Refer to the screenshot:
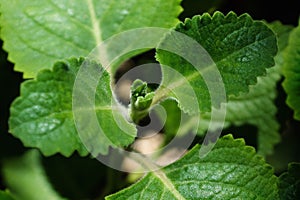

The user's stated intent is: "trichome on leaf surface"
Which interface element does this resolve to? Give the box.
[0,0,299,200]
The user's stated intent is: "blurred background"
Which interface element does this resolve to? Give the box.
[1,0,299,199]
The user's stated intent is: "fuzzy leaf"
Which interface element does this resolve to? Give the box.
[278,163,300,200]
[0,0,182,78]
[199,22,292,155]
[106,134,279,200]
[9,57,136,156]
[158,22,292,156]
[2,150,66,200]
[156,11,277,113]
[283,18,300,121]
[129,79,155,124]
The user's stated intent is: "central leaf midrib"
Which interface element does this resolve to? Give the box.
[86,0,103,45]
[152,170,186,200]
[130,153,186,200]
[14,105,118,126]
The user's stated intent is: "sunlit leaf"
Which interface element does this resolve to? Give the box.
[9,57,136,156]
[106,134,279,200]
[0,0,182,78]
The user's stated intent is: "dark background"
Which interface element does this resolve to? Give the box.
[0,0,299,199]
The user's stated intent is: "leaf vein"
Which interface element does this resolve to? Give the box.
[47,0,94,34]
[86,0,102,45]
[23,11,90,53]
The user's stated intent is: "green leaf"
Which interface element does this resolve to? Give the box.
[9,57,136,156]
[155,11,277,113]
[200,22,293,155]
[129,79,155,124]
[157,21,292,156]
[270,21,294,51]
[0,190,15,200]
[157,99,181,139]
[156,98,197,144]
[278,163,300,200]
[106,134,279,200]
[283,18,300,121]
[0,0,182,78]
[199,65,281,156]
[1,150,66,200]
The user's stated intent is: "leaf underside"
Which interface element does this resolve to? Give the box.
[0,0,182,78]
[106,134,279,200]
[9,57,136,156]
[156,11,277,114]
[278,163,300,200]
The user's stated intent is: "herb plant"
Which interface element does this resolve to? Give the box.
[0,0,299,200]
